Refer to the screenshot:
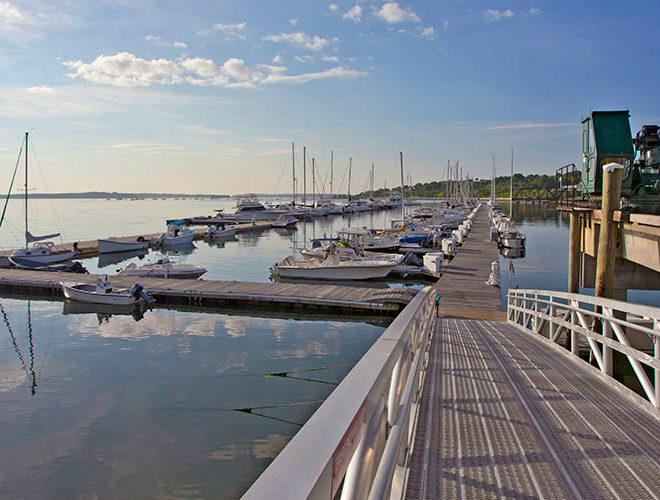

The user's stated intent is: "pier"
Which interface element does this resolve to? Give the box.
[243,204,660,500]
[0,268,417,315]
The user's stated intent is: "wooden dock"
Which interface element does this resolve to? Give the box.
[434,205,504,320]
[0,268,418,315]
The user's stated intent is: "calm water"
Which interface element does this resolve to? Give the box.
[0,198,655,498]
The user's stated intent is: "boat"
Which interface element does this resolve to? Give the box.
[270,254,397,280]
[152,221,197,247]
[204,223,238,239]
[231,194,286,221]
[61,276,153,305]
[6,133,76,264]
[9,256,88,273]
[117,257,207,279]
[337,228,400,253]
[301,238,405,264]
[272,214,299,229]
[98,237,149,254]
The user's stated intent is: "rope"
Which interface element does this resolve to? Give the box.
[0,140,23,230]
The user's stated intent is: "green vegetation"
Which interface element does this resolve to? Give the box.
[357,173,557,200]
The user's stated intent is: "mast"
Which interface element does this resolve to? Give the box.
[400,152,405,219]
[24,132,28,247]
[291,142,295,206]
[303,146,307,207]
[371,163,374,199]
[312,158,315,208]
[330,151,334,201]
[510,147,514,217]
[348,157,352,202]
[491,154,495,203]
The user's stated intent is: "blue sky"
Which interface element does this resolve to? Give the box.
[0,0,658,194]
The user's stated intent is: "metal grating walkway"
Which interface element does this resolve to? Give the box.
[404,318,660,500]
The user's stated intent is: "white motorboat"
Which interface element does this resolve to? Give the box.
[499,230,526,249]
[272,214,298,229]
[232,194,287,221]
[118,257,207,279]
[205,224,238,239]
[61,277,153,305]
[98,237,149,254]
[337,228,400,253]
[301,238,405,264]
[271,254,397,280]
[152,222,197,247]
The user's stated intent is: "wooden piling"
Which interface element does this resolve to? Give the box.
[595,165,624,298]
[568,211,581,293]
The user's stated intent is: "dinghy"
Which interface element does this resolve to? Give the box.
[61,276,153,305]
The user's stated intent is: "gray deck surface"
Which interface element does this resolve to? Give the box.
[434,205,504,321]
[405,318,660,500]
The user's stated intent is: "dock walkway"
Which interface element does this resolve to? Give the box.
[435,204,503,320]
[0,268,417,315]
[404,318,660,499]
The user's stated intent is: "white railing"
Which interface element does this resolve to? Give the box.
[243,286,437,500]
[508,289,660,408]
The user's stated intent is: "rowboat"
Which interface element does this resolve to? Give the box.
[61,277,153,305]
[98,237,149,254]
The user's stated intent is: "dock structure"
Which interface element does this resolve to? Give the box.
[243,204,660,500]
[0,268,417,315]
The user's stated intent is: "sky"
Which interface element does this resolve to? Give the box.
[0,0,658,195]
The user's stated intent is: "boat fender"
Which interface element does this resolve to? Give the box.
[137,236,145,242]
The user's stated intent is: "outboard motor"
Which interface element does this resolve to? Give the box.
[130,283,154,305]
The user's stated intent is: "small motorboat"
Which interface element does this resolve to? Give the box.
[270,254,397,281]
[98,237,149,254]
[272,214,299,229]
[152,222,197,248]
[117,257,207,279]
[204,223,238,239]
[61,276,153,305]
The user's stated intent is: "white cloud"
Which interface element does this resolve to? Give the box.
[262,66,367,85]
[145,35,187,48]
[63,52,365,89]
[329,4,339,11]
[484,9,514,22]
[374,2,420,24]
[294,55,313,63]
[420,26,435,39]
[529,8,542,16]
[201,22,247,39]
[108,142,184,153]
[342,5,362,22]
[180,125,229,136]
[25,86,55,94]
[263,32,330,51]
[289,18,298,26]
[272,54,282,64]
[484,122,573,130]
[443,20,450,28]
[0,1,25,23]
[322,55,339,62]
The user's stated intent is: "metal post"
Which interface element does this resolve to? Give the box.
[595,164,624,298]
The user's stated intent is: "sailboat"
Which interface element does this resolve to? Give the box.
[7,133,76,264]
[498,148,526,249]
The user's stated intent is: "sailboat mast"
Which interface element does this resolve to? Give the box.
[303,146,306,207]
[400,152,405,219]
[348,157,352,202]
[291,142,295,206]
[24,131,28,247]
[312,158,315,207]
[330,151,334,201]
[510,147,514,217]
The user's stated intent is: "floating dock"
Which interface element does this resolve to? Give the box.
[0,268,418,315]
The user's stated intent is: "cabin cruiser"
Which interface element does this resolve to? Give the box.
[11,233,76,264]
[301,238,405,264]
[232,194,287,221]
[118,257,207,279]
[337,228,400,253]
[270,253,397,280]
[152,222,197,248]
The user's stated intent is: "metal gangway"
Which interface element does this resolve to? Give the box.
[243,288,660,499]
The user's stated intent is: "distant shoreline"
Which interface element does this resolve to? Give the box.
[5,192,231,199]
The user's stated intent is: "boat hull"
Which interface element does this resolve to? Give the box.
[98,239,149,254]
[273,263,396,280]
[11,249,76,264]
[61,282,138,305]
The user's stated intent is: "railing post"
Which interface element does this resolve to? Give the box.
[523,292,528,329]
[549,296,556,341]
[603,313,613,377]
[533,295,540,333]
[570,299,579,355]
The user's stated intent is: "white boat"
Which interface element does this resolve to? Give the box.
[271,254,397,280]
[272,214,298,229]
[499,229,526,249]
[118,257,207,279]
[232,194,287,221]
[7,133,75,264]
[61,277,153,305]
[205,224,238,239]
[152,222,197,247]
[301,238,405,264]
[337,228,400,253]
[98,237,149,254]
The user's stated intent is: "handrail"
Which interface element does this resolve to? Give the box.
[507,289,660,408]
[242,286,436,500]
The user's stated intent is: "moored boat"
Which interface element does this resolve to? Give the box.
[61,277,153,305]
[98,237,149,254]
[117,257,207,279]
[270,254,397,280]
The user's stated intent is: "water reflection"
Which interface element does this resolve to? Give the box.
[0,300,37,395]
[98,248,148,268]
[62,300,150,324]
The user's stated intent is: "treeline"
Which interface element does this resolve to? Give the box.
[358,174,557,199]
